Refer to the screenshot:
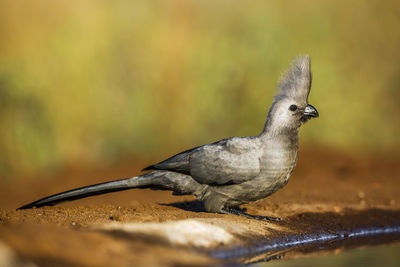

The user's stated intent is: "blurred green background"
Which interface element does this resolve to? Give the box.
[0,0,399,178]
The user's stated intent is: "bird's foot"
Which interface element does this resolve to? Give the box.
[221,207,282,221]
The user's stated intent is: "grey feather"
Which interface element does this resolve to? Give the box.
[189,137,262,185]
[18,55,318,219]
[277,55,312,104]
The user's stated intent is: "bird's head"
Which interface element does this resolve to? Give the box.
[265,55,318,134]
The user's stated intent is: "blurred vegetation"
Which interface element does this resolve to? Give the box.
[0,0,399,177]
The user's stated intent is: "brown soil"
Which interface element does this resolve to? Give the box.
[1,146,400,266]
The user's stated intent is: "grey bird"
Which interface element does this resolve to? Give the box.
[18,55,318,221]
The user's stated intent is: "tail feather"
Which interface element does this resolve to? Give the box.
[17,176,146,210]
[17,171,203,210]
[142,165,156,171]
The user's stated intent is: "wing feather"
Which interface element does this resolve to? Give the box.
[189,137,261,185]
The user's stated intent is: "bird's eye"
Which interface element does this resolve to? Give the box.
[289,104,298,111]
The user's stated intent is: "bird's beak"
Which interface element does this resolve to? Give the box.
[303,104,319,118]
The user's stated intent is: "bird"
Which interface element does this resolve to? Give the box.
[18,55,318,221]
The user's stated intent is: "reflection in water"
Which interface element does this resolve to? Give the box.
[254,243,400,267]
[213,225,400,265]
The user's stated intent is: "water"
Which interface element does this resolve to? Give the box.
[212,224,400,266]
[252,242,400,267]
[212,226,400,263]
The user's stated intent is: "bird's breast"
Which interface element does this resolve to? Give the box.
[261,137,298,171]
[257,137,298,190]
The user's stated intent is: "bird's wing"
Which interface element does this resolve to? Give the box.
[189,137,262,185]
[142,145,200,175]
[142,137,262,185]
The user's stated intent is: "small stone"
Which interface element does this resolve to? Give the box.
[109,215,121,221]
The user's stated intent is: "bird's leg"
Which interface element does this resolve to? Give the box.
[220,207,282,221]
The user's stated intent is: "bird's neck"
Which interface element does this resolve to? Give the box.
[259,113,299,141]
[260,124,299,141]
[259,122,299,161]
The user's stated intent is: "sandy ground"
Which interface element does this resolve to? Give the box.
[1,146,400,266]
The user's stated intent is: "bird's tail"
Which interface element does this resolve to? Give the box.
[17,171,202,210]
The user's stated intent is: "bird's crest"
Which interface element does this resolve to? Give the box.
[276,55,312,104]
